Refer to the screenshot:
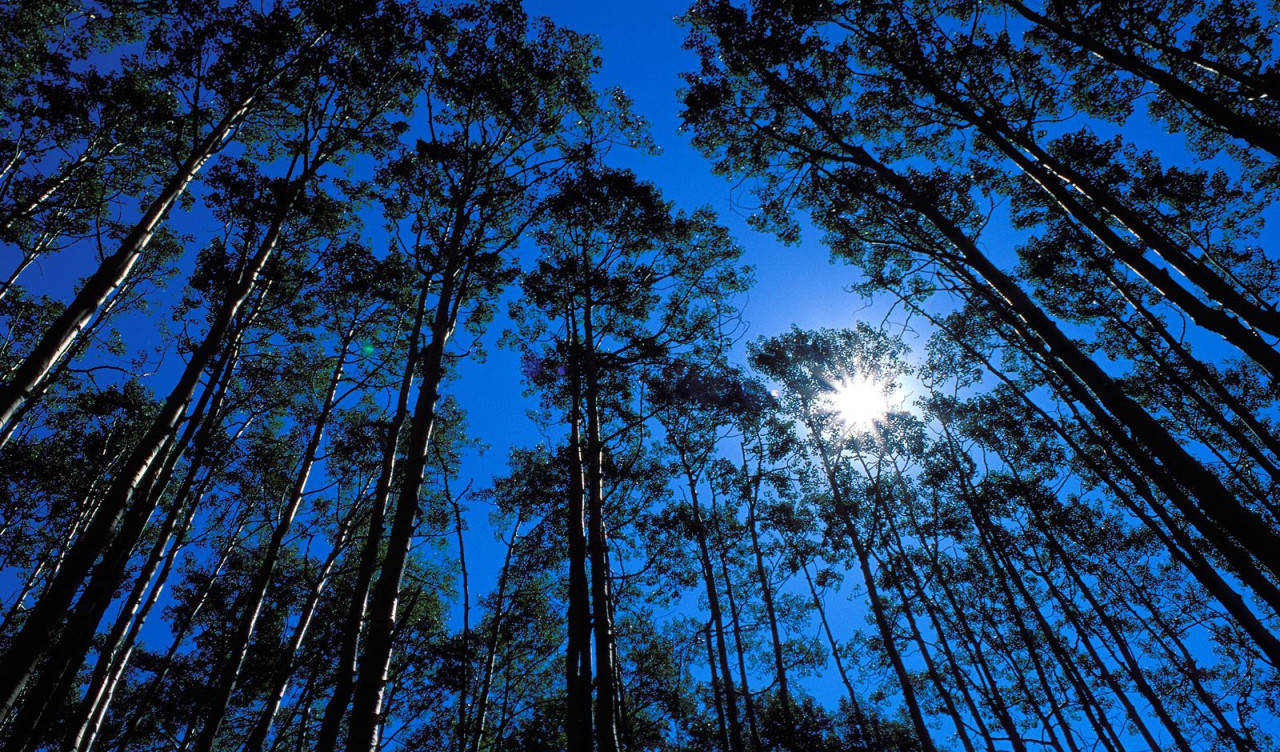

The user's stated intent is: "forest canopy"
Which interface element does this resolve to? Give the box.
[1,0,1279,751]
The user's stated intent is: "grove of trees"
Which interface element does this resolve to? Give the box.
[1,0,1278,750]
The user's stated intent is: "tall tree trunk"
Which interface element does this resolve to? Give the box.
[865,151,1280,579]
[763,78,1280,580]
[346,257,466,752]
[704,621,731,752]
[799,561,863,722]
[467,512,524,752]
[686,474,744,752]
[806,424,937,752]
[888,522,1003,752]
[956,493,1118,752]
[0,139,120,236]
[934,570,1035,752]
[0,266,141,448]
[4,297,254,748]
[0,97,260,440]
[450,473,471,752]
[312,287,428,752]
[1022,511,1195,752]
[1111,566,1263,752]
[713,509,761,752]
[743,479,795,749]
[71,484,201,752]
[0,153,320,728]
[904,66,1280,350]
[850,535,936,752]
[69,315,255,752]
[910,298,1280,664]
[192,326,352,752]
[0,224,59,305]
[1022,546,1177,752]
[108,510,250,752]
[1094,277,1280,490]
[242,514,356,752]
[883,552,978,752]
[581,301,621,752]
[564,312,594,752]
[999,0,1280,158]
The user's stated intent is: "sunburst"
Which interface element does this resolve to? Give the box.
[827,376,891,430]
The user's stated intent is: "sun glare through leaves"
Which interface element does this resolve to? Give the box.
[827,376,891,430]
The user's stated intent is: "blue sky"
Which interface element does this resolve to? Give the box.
[442,1,887,694]
[450,0,884,461]
[518,0,878,338]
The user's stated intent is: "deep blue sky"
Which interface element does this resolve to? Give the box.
[445,0,883,649]
[452,0,880,459]
[520,0,869,336]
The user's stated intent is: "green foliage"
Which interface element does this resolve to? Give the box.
[1,1,1278,751]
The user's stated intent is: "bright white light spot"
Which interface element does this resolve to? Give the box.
[828,376,891,430]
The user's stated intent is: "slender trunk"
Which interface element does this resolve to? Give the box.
[1096,274,1280,488]
[0,140,120,236]
[0,97,258,439]
[1025,515,1195,752]
[69,356,250,751]
[564,312,593,752]
[960,502,1114,752]
[581,301,621,752]
[895,500,1022,752]
[192,328,352,752]
[346,258,465,752]
[851,536,936,752]
[312,288,428,752]
[767,80,1280,580]
[71,487,201,752]
[744,486,795,748]
[467,513,524,752]
[687,476,744,752]
[884,552,978,752]
[0,226,55,305]
[5,304,252,749]
[938,436,1095,751]
[1114,568,1262,752]
[241,517,355,752]
[891,541,1001,752]
[31,479,103,588]
[984,283,1280,618]
[934,569,1033,752]
[0,153,317,727]
[452,480,471,752]
[1025,549,1175,752]
[0,271,134,448]
[923,224,1280,594]
[1000,0,1280,158]
[1125,25,1280,101]
[267,657,322,752]
[109,511,249,752]
[607,577,630,750]
[985,609,1071,752]
[806,423,937,752]
[705,622,731,752]
[910,298,1280,664]
[914,71,1280,348]
[872,155,1280,579]
[714,509,761,752]
[977,573,1083,752]
[799,562,863,721]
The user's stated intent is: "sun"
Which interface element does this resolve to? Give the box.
[827,376,891,430]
